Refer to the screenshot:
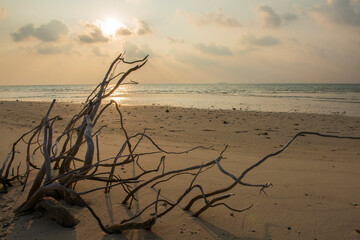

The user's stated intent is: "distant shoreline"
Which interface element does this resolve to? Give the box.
[0,83,359,117]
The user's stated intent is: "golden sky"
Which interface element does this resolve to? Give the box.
[1,0,360,85]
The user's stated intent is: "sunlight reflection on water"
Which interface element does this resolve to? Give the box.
[109,96,129,103]
[0,84,359,117]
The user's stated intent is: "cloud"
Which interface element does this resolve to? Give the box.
[11,24,35,41]
[310,0,360,27]
[92,47,109,57]
[35,20,69,42]
[240,34,281,46]
[78,24,110,43]
[182,7,241,27]
[167,37,184,44]
[116,26,132,36]
[11,20,69,42]
[172,50,216,67]
[123,41,151,59]
[282,12,299,22]
[33,43,75,55]
[135,19,153,35]
[0,6,6,19]
[255,4,282,28]
[194,42,233,56]
[255,4,298,28]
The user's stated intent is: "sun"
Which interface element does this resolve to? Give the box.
[98,18,123,36]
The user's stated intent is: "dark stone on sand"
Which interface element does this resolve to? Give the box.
[235,130,248,133]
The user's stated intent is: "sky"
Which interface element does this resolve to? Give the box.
[0,0,360,85]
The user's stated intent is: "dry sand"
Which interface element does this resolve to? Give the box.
[0,100,360,240]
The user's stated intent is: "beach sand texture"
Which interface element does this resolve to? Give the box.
[1,100,360,240]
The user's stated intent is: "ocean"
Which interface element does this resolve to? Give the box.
[0,84,359,117]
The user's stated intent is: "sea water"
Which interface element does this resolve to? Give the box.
[0,84,359,117]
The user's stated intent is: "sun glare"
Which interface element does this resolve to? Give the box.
[99,18,123,36]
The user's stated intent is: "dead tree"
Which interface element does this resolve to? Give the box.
[1,53,359,234]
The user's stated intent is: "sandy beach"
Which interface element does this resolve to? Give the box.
[1,100,360,240]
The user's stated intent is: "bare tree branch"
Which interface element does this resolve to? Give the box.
[1,53,359,236]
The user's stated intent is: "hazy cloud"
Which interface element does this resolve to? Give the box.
[311,0,360,27]
[92,46,109,57]
[255,4,282,28]
[33,43,74,55]
[11,20,69,42]
[78,24,109,43]
[0,6,6,19]
[255,4,298,28]
[116,26,133,36]
[173,50,216,67]
[183,7,241,27]
[194,42,233,56]
[282,12,298,22]
[167,37,184,44]
[135,19,153,35]
[35,45,62,55]
[240,34,281,46]
[123,41,151,59]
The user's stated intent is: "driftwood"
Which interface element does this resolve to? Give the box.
[39,197,79,227]
[1,53,360,234]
